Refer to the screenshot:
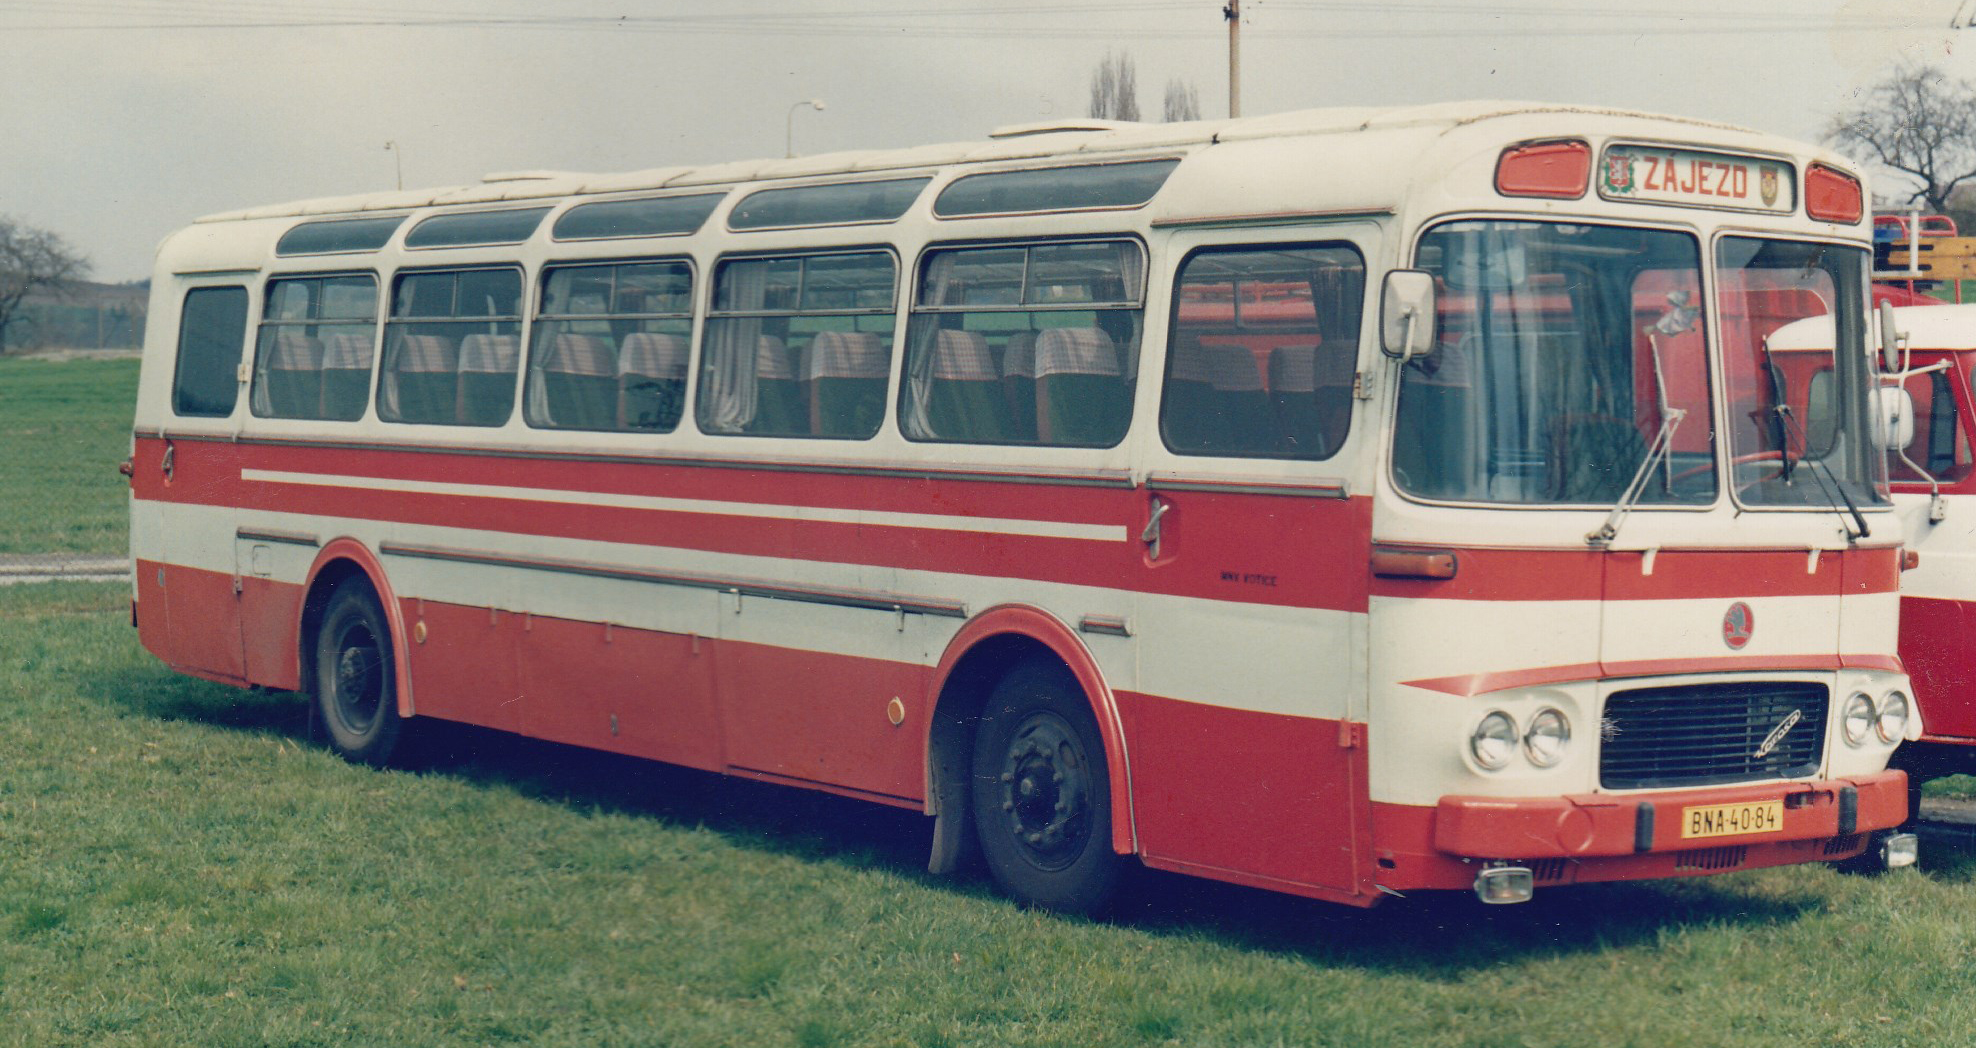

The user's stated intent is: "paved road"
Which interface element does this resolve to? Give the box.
[0,553,130,585]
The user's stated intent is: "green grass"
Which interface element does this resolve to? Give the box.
[3,583,1976,1046]
[0,356,138,555]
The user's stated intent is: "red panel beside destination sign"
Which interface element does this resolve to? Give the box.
[1598,145,1795,214]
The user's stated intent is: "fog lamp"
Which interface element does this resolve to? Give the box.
[1879,832,1919,870]
[1473,864,1534,905]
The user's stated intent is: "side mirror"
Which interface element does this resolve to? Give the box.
[1878,300,1903,374]
[1381,269,1437,360]
[1874,385,1915,451]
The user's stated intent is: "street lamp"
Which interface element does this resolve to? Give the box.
[383,140,403,191]
[786,99,825,158]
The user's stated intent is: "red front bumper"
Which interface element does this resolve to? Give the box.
[1370,770,1907,892]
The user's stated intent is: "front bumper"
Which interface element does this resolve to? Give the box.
[1370,770,1906,892]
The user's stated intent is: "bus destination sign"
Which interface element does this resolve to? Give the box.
[1598,145,1795,215]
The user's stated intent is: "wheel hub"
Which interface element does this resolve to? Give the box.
[330,627,381,732]
[997,712,1090,870]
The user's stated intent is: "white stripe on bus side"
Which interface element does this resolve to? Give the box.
[237,468,1130,543]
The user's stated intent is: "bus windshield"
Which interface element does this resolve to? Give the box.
[1716,236,1887,509]
[1393,221,1716,506]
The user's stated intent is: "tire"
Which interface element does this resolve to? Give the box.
[312,581,407,766]
[970,659,1122,915]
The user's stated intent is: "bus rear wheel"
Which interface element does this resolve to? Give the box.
[970,660,1122,915]
[312,581,406,766]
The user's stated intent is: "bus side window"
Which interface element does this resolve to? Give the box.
[526,260,694,433]
[1159,243,1364,459]
[171,286,249,418]
[380,268,523,427]
[251,274,379,422]
[900,240,1144,448]
[698,251,897,439]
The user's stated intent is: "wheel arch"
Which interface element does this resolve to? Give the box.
[300,539,415,718]
[922,603,1134,873]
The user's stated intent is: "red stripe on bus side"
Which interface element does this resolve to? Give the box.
[1371,546,1899,602]
[133,436,1375,613]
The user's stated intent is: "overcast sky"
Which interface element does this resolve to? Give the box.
[0,0,1967,281]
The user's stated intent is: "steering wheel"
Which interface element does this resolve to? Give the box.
[1668,449,1796,489]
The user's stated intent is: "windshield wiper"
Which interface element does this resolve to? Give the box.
[1588,296,1695,548]
[1773,403,1869,540]
[1758,332,1867,542]
[1587,406,1686,548]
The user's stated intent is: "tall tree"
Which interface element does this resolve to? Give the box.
[0,217,89,353]
[1828,63,1976,215]
[1087,51,1140,122]
[1162,79,1201,123]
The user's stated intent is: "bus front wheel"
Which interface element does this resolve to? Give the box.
[970,660,1122,915]
[312,582,406,767]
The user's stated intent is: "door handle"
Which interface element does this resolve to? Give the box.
[1141,497,1171,560]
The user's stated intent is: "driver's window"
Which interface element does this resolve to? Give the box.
[1893,366,1971,482]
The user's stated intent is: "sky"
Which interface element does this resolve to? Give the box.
[0,0,1969,282]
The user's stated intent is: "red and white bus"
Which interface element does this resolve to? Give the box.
[130,102,1915,912]
[1816,303,1976,804]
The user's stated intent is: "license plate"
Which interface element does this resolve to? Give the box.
[1680,800,1784,839]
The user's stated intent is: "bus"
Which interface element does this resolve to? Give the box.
[129,101,1915,913]
[1826,303,1976,805]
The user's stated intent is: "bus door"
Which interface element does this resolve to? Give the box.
[1123,234,1373,897]
[152,283,255,683]
[1892,350,1976,739]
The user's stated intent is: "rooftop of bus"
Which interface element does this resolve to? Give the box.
[191,100,1785,228]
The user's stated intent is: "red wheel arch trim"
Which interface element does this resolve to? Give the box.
[924,603,1136,855]
[304,539,417,719]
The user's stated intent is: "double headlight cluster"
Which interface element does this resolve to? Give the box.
[1841,689,1908,746]
[1470,708,1571,771]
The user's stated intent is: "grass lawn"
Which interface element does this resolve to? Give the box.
[0,356,138,555]
[2,583,1974,1047]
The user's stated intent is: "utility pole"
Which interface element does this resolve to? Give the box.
[1224,0,1241,118]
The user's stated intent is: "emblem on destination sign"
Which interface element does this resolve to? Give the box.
[1759,167,1779,207]
[1604,153,1634,194]
[1722,602,1754,650]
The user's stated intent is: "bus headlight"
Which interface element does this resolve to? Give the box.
[1841,692,1875,747]
[1471,711,1518,770]
[1876,690,1910,744]
[1524,707,1571,768]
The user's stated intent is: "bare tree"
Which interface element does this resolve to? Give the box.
[1087,51,1140,122]
[1828,63,1976,214]
[0,216,89,353]
[1162,79,1201,123]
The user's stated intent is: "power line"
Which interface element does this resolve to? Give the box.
[0,0,1928,38]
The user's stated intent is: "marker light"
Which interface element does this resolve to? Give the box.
[1841,692,1875,747]
[1524,708,1571,768]
[1495,140,1590,199]
[1876,690,1910,744]
[1471,711,1518,770]
[1806,163,1864,224]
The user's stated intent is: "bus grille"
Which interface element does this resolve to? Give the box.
[1599,682,1827,790]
